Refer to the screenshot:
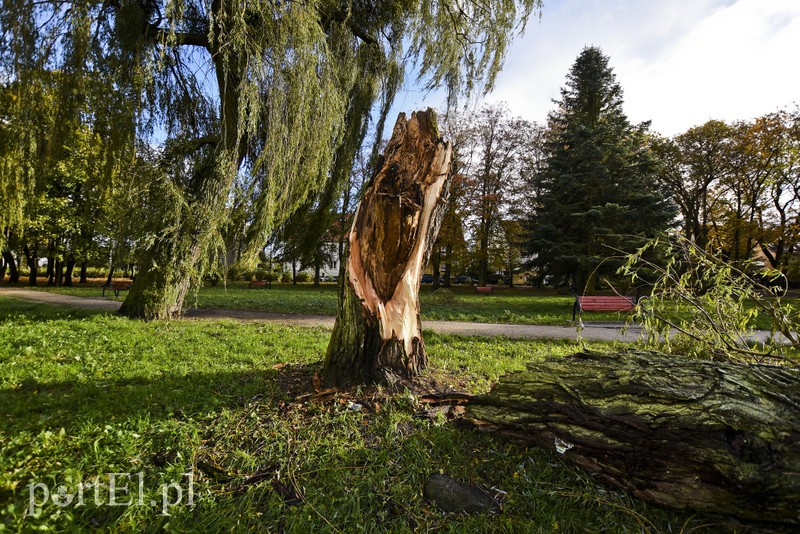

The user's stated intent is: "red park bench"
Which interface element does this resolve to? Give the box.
[249,280,271,289]
[102,281,132,297]
[572,295,637,322]
[475,286,493,294]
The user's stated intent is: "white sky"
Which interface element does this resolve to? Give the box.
[392,0,800,137]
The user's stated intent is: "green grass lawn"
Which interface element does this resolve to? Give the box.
[31,281,638,325]
[0,295,732,532]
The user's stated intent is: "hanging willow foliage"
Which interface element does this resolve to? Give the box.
[1,0,541,317]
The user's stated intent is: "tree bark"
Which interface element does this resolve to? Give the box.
[324,110,452,386]
[79,260,88,283]
[23,246,37,286]
[443,244,452,288]
[432,245,441,290]
[46,256,54,286]
[118,235,205,320]
[64,254,75,286]
[54,258,63,287]
[466,350,800,525]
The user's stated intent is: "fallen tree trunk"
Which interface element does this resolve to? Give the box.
[324,110,452,386]
[466,350,800,524]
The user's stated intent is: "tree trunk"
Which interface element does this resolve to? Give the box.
[466,350,800,525]
[105,265,115,285]
[79,261,88,283]
[324,110,452,386]
[292,260,297,285]
[443,244,452,288]
[118,236,204,320]
[64,254,75,287]
[314,261,321,287]
[432,246,441,290]
[119,145,238,320]
[54,258,63,287]
[2,250,19,284]
[478,241,488,287]
[46,256,54,286]
[0,255,5,282]
[23,246,37,286]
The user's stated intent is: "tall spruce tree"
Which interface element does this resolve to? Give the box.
[527,46,675,292]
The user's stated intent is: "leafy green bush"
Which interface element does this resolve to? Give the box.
[280,272,291,283]
[296,272,312,283]
[226,263,250,282]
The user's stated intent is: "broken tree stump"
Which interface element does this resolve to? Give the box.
[324,110,452,386]
[466,350,800,524]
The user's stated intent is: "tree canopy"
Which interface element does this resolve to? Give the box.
[1,0,541,317]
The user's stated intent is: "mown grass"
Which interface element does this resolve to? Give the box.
[0,295,742,532]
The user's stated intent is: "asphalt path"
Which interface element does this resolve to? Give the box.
[0,286,708,344]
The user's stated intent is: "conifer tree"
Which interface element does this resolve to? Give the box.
[528,46,675,292]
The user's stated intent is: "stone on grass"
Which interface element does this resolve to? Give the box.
[423,474,499,514]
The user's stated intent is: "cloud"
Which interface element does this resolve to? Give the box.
[479,0,800,136]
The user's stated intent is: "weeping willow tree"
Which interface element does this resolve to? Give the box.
[1,0,541,319]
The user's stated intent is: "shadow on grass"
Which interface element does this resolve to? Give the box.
[1,363,321,432]
[0,296,108,322]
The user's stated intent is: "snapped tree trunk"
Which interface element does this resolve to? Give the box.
[466,350,800,525]
[324,110,452,386]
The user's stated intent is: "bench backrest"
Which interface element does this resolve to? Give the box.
[576,295,636,311]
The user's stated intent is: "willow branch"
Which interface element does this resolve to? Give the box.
[146,23,210,49]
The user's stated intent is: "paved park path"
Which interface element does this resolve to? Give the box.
[0,287,647,342]
[0,286,655,343]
